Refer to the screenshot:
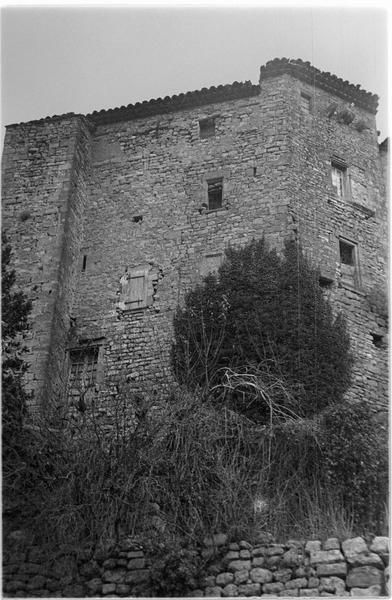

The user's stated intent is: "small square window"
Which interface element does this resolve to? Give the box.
[339,240,355,266]
[199,118,215,139]
[319,276,333,289]
[207,178,223,210]
[300,92,311,112]
[371,333,384,348]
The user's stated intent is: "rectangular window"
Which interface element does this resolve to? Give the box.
[331,158,348,198]
[339,240,355,266]
[68,346,99,399]
[199,118,215,139]
[207,178,223,210]
[300,92,311,112]
[339,238,360,287]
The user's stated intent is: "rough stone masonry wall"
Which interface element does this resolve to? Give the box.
[3,530,389,597]
[275,73,388,417]
[1,116,92,409]
[71,79,293,410]
[2,64,388,417]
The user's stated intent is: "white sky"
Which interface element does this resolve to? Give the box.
[0,4,389,141]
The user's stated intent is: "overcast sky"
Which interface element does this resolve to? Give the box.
[1,5,389,142]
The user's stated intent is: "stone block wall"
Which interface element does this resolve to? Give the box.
[3,530,389,597]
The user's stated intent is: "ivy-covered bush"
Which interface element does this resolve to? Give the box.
[172,239,352,422]
[2,232,32,459]
[320,401,388,528]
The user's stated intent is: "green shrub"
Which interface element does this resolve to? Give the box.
[172,239,352,422]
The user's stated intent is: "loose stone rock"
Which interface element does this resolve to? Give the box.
[309,549,345,565]
[263,581,285,593]
[102,583,116,595]
[283,548,303,567]
[285,577,308,589]
[222,583,238,597]
[115,583,131,596]
[319,575,346,594]
[341,537,368,561]
[305,540,321,554]
[266,545,285,556]
[280,590,299,597]
[300,590,319,597]
[103,569,126,583]
[234,569,249,585]
[224,550,240,563]
[126,551,144,559]
[346,565,383,588]
[127,557,146,570]
[250,567,273,583]
[228,559,251,572]
[252,556,265,567]
[323,538,340,551]
[308,577,320,588]
[124,569,150,584]
[370,537,389,555]
[349,584,382,596]
[103,558,117,569]
[87,578,102,594]
[252,546,266,557]
[205,585,222,596]
[274,568,292,583]
[239,540,252,550]
[216,572,234,586]
[238,582,261,596]
[229,543,240,551]
[316,562,347,577]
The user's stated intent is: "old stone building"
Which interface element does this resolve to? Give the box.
[2,58,388,418]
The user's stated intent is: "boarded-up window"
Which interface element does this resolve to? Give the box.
[118,266,153,311]
[123,274,146,308]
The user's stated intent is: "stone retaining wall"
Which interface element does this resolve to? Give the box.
[3,530,389,597]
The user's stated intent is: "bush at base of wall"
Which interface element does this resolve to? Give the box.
[2,530,389,597]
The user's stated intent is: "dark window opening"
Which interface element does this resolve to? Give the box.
[300,92,311,112]
[132,215,143,223]
[207,178,223,210]
[253,167,257,177]
[199,118,215,139]
[371,333,384,348]
[339,240,355,266]
[319,276,333,289]
[331,157,348,198]
[82,255,87,272]
[68,346,99,398]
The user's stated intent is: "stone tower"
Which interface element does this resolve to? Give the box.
[2,58,388,420]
